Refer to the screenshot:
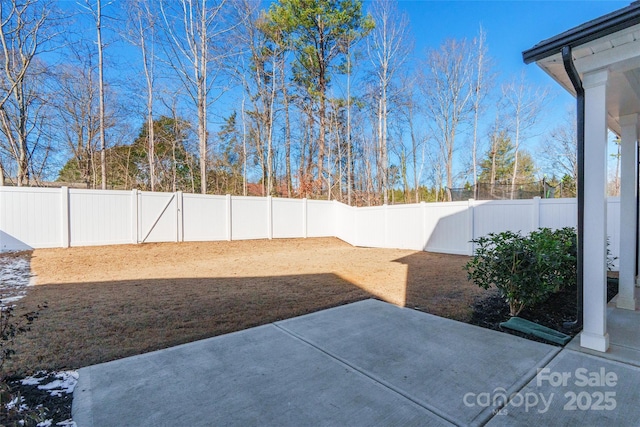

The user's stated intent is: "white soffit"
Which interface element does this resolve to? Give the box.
[535,23,640,135]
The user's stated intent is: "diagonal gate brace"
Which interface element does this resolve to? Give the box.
[140,194,176,244]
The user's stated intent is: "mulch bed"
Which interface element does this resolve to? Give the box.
[469,275,619,344]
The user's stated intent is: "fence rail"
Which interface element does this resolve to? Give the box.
[0,187,621,268]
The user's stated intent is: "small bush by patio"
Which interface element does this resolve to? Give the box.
[464,227,578,317]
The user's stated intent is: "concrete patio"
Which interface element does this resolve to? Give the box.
[71,299,640,426]
[566,292,640,368]
[488,304,640,426]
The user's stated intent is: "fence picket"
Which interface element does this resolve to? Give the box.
[61,187,70,248]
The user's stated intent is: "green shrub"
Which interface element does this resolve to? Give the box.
[464,228,577,316]
[530,227,578,292]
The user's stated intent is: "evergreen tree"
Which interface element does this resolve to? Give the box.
[478,132,536,184]
[266,0,373,194]
[130,116,194,192]
[210,112,245,195]
[57,116,195,191]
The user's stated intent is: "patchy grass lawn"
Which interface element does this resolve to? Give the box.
[6,237,482,374]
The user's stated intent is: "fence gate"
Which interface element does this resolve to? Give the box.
[138,191,180,243]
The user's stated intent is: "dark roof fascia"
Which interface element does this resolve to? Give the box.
[523,2,640,64]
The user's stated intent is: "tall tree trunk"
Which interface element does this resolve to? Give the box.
[305,107,314,194]
[96,0,107,189]
[377,95,383,200]
[147,106,154,191]
[447,129,455,201]
[139,5,155,191]
[490,133,497,198]
[471,27,486,200]
[241,96,247,196]
[510,116,520,199]
[327,110,332,201]
[266,55,276,195]
[409,109,419,203]
[346,46,352,205]
[318,93,326,195]
[282,61,291,197]
[503,75,548,200]
[16,83,29,186]
[197,82,207,194]
[298,110,308,197]
[198,3,208,194]
[401,148,408,202]
[381,83,388,204]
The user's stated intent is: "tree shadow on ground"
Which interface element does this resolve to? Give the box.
[9,273,371,373]
[392,251,483,322]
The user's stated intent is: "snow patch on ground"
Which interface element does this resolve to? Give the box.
[6,371,79,426]
[0,255,32,306]
[21,371,79,398]
[6,395,27,412]
[35,419,77,427]
[35,420,76,427]
[1,254,77,426]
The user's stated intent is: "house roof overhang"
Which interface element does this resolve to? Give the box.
[523,1,640,135]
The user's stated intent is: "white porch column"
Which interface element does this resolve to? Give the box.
[617,114,638,310]
[581,69,610,352]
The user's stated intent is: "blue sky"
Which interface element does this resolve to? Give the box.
[397,0,628,106]
[387,0,629,183]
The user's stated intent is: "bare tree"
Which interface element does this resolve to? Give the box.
[612,137,621,196]
[78,0,110,189]
[502,73,548,198]
[281,51,292,197]
[127,0,157,191]
[397,72,426,203]
[231,11,262,197]
[96,1,106,189]
[241,93,247,195]
[54,33,129,190]
[470,26,493,198]
[53,56,99,187]
[421,38,474,200]
[344,35,354,204]
[241,6,283,197]
[487,110,502,197]
[0,0,54,186]
[424,135,446,202]
[368,0,410,205]
[160,0,237,194]
[540,109,577,183]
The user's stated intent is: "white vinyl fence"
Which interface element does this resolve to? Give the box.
[0,187,621,265]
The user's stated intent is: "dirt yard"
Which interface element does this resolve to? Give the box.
[7,237,483,375]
